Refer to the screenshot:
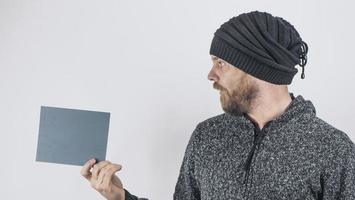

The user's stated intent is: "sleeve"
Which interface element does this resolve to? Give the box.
[124,188,149,200]
[173,124,202,200]
[321,139,355,199]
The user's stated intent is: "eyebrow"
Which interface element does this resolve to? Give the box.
[211,56,218,61]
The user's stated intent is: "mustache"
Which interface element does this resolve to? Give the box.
[213,82,225,91]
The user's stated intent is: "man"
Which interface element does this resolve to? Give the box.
[81,10,355,199]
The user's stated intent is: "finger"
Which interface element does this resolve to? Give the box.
[81,158,96,180]
[97,163,115,186]
[92,160,111,181]
[102,164,122,188]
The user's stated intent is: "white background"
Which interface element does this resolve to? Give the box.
[1,0,354,199]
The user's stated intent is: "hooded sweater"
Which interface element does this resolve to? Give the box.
[125,92,355,199]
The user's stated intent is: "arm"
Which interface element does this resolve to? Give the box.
[321,138,355,199]
[124,189,149,200]
[173,124,202,200]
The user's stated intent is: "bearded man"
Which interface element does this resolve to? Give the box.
[81,10,355,200]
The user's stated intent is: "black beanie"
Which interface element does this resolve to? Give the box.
[209,10,308,85]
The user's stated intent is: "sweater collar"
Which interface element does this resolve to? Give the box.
[226,92,316,132]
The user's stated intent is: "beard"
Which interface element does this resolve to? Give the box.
[213,75,259,116]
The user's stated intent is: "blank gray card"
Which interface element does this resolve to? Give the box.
[36,106,110,166]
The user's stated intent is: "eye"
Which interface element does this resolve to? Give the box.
[218,61,225,68]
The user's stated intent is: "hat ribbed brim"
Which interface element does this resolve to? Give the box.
[209,36,298,85]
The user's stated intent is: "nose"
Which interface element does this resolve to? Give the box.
[207,66,219,82]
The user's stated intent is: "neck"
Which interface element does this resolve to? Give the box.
[246,91,293,130]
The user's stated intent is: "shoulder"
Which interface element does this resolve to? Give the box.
[312,116,353,146]
[196,113,227,128]
[196,112,245,128]
[309,117,355,178]
[188,112,244,143]
[188,113,225,140]
[309,116,355,160]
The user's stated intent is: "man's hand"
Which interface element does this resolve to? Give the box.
[81,158,125,200]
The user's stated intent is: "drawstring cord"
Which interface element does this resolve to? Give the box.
[299,41,308,79]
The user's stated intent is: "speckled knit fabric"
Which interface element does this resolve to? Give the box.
[173,93,355,200]
[124,93,355,199]
[124,189,148,200]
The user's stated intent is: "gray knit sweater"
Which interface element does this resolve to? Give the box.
[126,93,355,199]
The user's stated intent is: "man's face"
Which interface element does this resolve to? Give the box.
[208,55,259,116]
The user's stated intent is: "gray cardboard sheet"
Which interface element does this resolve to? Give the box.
[36,106,110,166]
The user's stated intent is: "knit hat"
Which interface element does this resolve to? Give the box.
[209,10,308,85]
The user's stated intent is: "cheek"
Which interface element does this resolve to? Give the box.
[220,92,226,103]
[222,79,238,93]
[220,90,230,101]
